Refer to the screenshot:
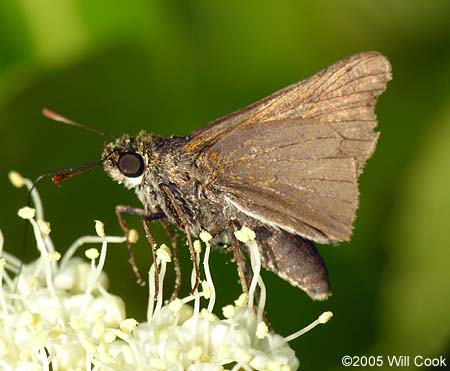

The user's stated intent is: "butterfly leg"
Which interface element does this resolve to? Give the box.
[115,205,164,287]
[160,220,182,300]
[229,222,250,294]
[159,184,200,293]
[141,217,162,300]
[183,225,200,293]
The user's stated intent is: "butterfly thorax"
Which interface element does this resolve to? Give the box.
[103,132,233,235]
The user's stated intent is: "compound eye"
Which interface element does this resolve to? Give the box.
[117,152,145,177]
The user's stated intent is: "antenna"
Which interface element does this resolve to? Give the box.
[42,108,114,138]
[30,150,118,190]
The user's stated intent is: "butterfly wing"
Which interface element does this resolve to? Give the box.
[188,51,392,243]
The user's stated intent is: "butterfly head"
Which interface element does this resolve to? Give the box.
[102,132,152,190]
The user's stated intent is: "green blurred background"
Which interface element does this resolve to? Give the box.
[1,0,449,370]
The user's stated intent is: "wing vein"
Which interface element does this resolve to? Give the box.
[304,53,381,100]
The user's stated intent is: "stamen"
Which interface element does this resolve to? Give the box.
[234,293,248,307]
[0,258,8,314]
[256,321,269,339]
[0,265,15,291]
[0,229,4,256]
[147,262,156,321]
[256,274,267,323]
[95,220,106,238]
[83,236,109,315]
[168,298,183,312]
[37,220,51,235]
[1,251,21,272]
[60,236,127,270]
[199,231,212,243]
[247,239,261,311]
[128,229,139,244]
[28,217,66,330]
[202,238,216,313]
[190,248,202,347]
[222,304,235,319]
[152,246,169,319]
[16,172,45,221]
[284,311,334,342]
[201,280,211,299]
[18,207,35,220]
[120,318,138,334]
[8,171,24,188]
[85,248,100,260]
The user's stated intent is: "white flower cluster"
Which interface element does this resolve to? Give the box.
[0,172,332,370]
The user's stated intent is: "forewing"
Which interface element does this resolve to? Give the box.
[190,52,391,243]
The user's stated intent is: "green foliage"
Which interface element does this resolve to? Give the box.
[374,100,450,358]
[1,1,449,369]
